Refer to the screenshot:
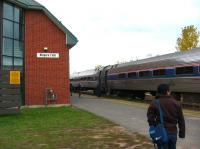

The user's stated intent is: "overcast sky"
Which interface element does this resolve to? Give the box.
[37,0,200,73]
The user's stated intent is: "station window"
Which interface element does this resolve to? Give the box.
[153,69,165,76]
[2,2,24,70]
[139,71,151,77]
[176,66,193,75]
[128,72,137,78]
[118,73,126,78]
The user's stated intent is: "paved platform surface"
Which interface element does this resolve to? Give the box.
[71,94,200,149]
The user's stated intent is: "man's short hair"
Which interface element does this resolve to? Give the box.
[157,84,170,95]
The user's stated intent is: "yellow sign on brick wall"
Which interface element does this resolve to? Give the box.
[10,71,21,85]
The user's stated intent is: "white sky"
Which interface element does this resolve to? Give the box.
[36,0,200,73]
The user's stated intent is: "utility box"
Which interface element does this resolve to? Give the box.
[45,88,57,106]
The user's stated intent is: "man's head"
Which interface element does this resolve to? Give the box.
[157,84,170,96]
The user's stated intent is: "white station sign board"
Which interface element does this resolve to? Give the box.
[37,53,59,58]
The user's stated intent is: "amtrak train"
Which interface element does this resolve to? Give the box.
[70,48,200,102]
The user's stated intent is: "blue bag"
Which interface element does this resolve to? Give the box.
[149,99,168,143]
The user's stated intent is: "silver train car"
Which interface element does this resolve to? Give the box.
[70,48,200,102]
[70,69,99,91]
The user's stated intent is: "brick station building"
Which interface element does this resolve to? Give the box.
[0,0,78,106]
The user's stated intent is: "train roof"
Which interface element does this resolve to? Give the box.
[115,48,200,69]
[70,69,98,79]
[71,48,200,76]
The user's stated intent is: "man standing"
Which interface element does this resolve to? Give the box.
[70,83,73,96]
[78,83,82,98]
[147,84,185,149]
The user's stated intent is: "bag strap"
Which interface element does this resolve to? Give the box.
[155,99,164,124]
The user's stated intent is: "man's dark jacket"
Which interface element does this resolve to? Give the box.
[147,95,185,138]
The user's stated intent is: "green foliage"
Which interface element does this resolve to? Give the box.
[95,65,103,70]
[176,25,200,52]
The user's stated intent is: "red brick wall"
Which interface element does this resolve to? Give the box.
[25,10,70,105]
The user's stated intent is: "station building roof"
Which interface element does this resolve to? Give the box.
[6,0,78,48]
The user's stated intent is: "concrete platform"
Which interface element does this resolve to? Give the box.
[71,93,200,149]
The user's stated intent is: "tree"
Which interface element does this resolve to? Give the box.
[176,25,200,52]
[95,65,103,71]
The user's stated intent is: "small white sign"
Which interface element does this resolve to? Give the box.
[37,53,59,58]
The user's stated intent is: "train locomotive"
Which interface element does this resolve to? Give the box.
[70,48,200,102]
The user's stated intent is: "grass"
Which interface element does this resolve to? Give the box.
[0,106,153,149]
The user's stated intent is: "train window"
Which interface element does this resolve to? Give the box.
[139,71,151,77]
[153,69,165,76]
[118,73,126,78]
[128,72,137,78]
[176,66,193,75]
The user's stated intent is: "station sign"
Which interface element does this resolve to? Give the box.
[10,71,20,85]
[37,53,59,58]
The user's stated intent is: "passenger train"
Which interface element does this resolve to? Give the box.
[70,48,200,102]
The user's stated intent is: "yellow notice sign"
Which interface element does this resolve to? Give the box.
[10,71,21,85]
